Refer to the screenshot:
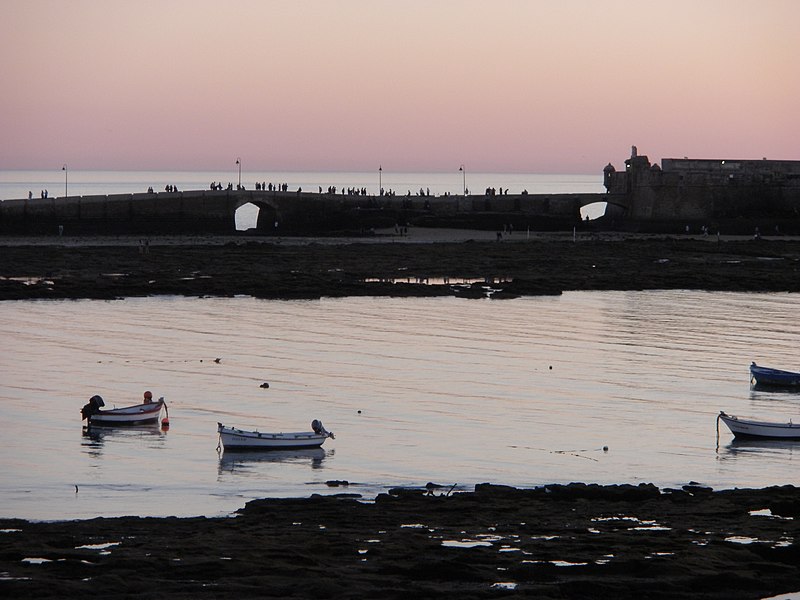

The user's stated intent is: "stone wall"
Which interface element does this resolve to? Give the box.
[603,149,800,231]
[0,189,603,235]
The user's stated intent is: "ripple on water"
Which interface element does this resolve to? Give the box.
[3,291,800,519]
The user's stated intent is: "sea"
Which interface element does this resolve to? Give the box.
[2,290,800,521]
[0,169,609,226]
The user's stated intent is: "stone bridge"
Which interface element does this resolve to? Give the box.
[0,188,610,236]
[5,148,798,236]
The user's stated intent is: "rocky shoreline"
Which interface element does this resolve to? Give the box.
[2,231,800,301]
[2,483,799,599]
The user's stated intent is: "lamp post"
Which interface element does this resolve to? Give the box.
[379,165,382,196]
[62,164,68,197]
[236,158,241,189]
[459,164,466,196]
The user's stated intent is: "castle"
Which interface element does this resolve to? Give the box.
[603,146,800,230]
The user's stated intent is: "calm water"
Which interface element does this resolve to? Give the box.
[2,291,800,521]
[0,170,608,225]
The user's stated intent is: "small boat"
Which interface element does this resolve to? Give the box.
[81,394,168,427]
[750,362,800,389]
[217,419,334,450]
[718,411,800,440]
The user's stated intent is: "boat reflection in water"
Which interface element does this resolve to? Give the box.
[717,437,800,459]
[80,423,167,457]
[217,447,329,475]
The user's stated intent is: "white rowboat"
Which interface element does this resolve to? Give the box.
[718,411,800,440]
[81,395,167,427]
[217,420,334,450]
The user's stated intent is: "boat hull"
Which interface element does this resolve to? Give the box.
[719,411,800,440]
[217,423,331,450]
[88,400,164,427]
[750,363,800,389]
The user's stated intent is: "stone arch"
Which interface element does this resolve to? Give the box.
[234,202,260,231]
[252,201,279,233]
[580,201,609,221]
[229,195,281,233]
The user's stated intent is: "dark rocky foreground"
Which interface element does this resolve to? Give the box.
[2,483,800,599]
[2,234,800,301]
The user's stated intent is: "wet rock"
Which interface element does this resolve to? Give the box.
[4,237,800,301]
[3,484,800,599]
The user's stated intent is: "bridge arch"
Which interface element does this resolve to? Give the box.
[253,201,279,232]
[230,195,281,233]
[580,201,608,220]
[234,200,279,232]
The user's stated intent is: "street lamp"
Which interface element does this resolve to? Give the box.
[236,158,241,189]
[62,164,68,197]
[459,164,466,196]
[379,165,382,196]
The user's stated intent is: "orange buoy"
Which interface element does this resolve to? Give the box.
[161,399,170,429]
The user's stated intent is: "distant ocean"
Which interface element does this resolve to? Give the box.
[0,170,608,227]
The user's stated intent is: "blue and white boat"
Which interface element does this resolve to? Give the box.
[750,362,800,389]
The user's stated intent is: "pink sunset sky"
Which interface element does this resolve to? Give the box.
[2,0,798,173]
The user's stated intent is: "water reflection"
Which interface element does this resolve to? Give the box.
[750,380,800,393]
[718,438,800,459]
[81,424,167,457]
[217,448,329,475]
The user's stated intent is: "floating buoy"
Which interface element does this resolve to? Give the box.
[161,399,170,429]
[603,446,609,452]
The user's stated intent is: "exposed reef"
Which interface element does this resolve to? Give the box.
[2,233,800,301]
[2,483,799,599]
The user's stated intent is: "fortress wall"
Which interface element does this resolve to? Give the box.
[474,196,513,212]
[54,196,82,220]
[1,199,26,215]
[6,149,800,235]
[203,192,239,218]
[625,179,706,221]
[1,187,603,234]
[658,187,709,220]
[663,158,800,178]
[154,194,186,217]
[20,198,55,218]
[129,194,162,216]
[79,195,113,219]
[129,193,159,215]
[109,194,141,219]
[607,151,800,226]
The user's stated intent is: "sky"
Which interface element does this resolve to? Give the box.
[2,0,798,173]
